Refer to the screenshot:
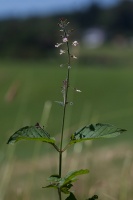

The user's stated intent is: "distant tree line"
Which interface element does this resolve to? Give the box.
[0,0,133,58]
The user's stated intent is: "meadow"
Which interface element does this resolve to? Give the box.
[0,47,133,200]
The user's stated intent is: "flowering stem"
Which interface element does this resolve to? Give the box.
[58,20,71,200]
[59,67,70,176]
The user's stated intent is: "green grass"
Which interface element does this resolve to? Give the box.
[1,60,133,144]
[80,45,133,68]
[1,58,133,153]
[0,58,133,200]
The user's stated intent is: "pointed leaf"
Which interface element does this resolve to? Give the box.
[65,192,77,200]
[47,174,60,179]
[45,169,89,194]
[70,123,126,145]
[47,175,60,182]
[7,123,55,145]
[59,169,89,187]
[42,184,58,190]
[46,175,73,194]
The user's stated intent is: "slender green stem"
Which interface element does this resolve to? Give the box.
[58,188,62,200]
[52,144,60,152]
[59,31,71,174]
[58,22,71,200]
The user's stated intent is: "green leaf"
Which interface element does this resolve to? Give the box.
[70,123,126,145]
[65,192,77,200]
[61,183,73,194]
[44,169,89,194]
[7,123,55,145]
[42,184,58,190]
[47,174,60,182]
[43,175,61,191]
[46,174,73,194]
[59,169,89,188]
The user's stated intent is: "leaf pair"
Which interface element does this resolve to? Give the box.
[7,123,126,200]
[7,123,126,146]
[43,169,89,195]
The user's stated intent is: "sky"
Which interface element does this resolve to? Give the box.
[0,0,120,19]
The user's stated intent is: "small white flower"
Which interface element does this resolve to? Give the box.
[60,49,65,55]
[76,89,82,92]
[72,41,79,46]
[55,43,62,48]
[73,87,82,92]
[63,37,68,43]
[60,63,68,67]
[71,55,77,59]
[60,64,64,67]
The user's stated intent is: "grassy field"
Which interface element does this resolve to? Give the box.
[0,57,133,200]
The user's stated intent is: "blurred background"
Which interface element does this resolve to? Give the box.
[0,0,133,199]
